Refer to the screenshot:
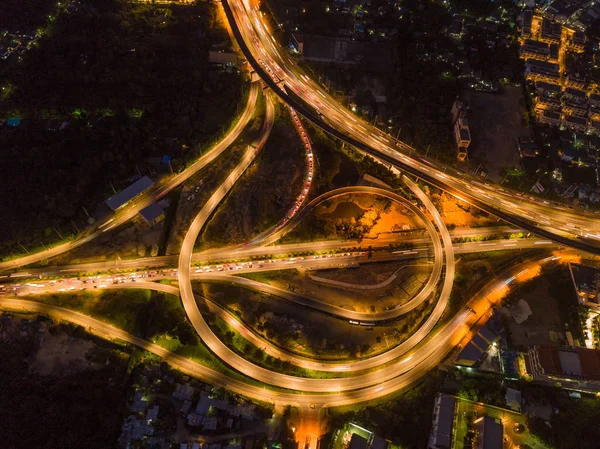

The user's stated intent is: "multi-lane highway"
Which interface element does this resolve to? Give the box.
[0,3,592,447]
[0,252,559,408]
[222,0,600,255]
[1,0,591,433]
[1,230,552,283]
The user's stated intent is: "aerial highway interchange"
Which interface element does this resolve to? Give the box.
[0,0,596,446]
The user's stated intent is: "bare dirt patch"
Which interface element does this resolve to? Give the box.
[440,194,499,228]
[464,87,529,182]
[501,273,568,347]
[30,332,97,376]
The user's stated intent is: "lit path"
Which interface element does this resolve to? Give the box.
[0,84,261,273]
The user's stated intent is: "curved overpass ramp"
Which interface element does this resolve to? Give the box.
[221,0,600,256]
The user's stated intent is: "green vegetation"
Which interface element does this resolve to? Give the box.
[203,105,305,246]
[236,269,300,284]
[176,131,257,254]
[28,289,198,345]
[526,385,600,449]
[281,195,394,243]
[502,264,584,343]
[308,125,409,193]
[449,368,506,407]
[204,311,353,379]
[0,322,127,449]
[197,275,434,360]
[591,314,600,349]
[24,289,298,394]
[309,127,360,194]
[329,371,438,449]
[0,0,243,258]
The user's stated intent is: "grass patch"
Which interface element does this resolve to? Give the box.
[24,289,301,394]
[204,311,353,379]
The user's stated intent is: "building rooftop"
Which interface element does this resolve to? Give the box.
[349,434,368,449]
[478,326,497,344]
[505,388,522,411]
[106,176,154,211]
[431,394,455,449]
[456,342,483,365]
[577,347,600,380]
[459,128,471,141]
[482,417,503,449]
[526,59,560,72]
[537,344,563,375]
[370,436,389,449]
[542,110,561,120]
[563,115,588,125]
[139,203,164,223]
[146,405,159,421]
[523,39,550,52]
[564,87,587,99]
[558,350,582,377]
[472,334,490,351]
[536,81,562,93]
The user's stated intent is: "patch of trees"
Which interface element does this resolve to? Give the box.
[330,373,438,449]
[0,335,125,448]
[0,0,242,255]
[527,385,600,449]
[0,0,57,30]
[324,209,380,240]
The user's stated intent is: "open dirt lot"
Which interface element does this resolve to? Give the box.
[30,332,98,376]
[464,87,529,182]
[439,194,499,228]
[501,280,565,348]
[318,194,425,236]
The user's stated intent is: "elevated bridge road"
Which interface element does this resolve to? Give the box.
[222,0,600,255]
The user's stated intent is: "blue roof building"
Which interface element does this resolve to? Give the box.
[455,320,500,367]
[480,416,503,449]
[106,176,154,211]
[428,394,455,449]
[7,118,21,127]
[139,203,164,225]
